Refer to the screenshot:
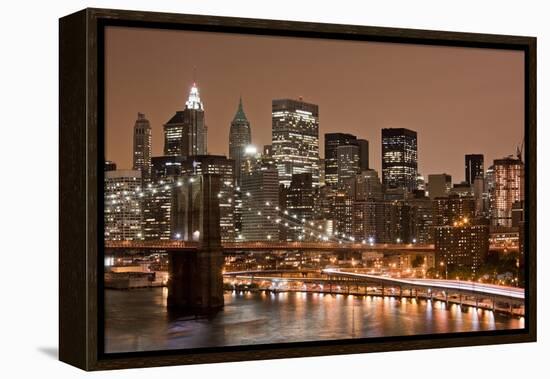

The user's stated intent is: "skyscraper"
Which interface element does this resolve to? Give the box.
[381,128,418,192]
[491,156,524,227]
[272,98,320,187]
[228,97,251,186]
[104,170,142,241]
[324,133,369,188]
[324,133,356,187]
[163,82,207,158]
[465,154,484,185]
[285,173,316,241]
[336,144,360,187]
[240,151,280,241]
[132,113,152,181]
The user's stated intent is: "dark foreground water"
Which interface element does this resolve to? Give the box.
[105,288,523,353]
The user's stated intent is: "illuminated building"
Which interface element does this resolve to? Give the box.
[465,154,484,185]
[407,194,434,244]
[432,194,475,226]
[241,149,279,241]
[286,173,316,241]
[132,112,152,181]
[491,156,524,227]
[381,128,418,192]
[434,220,489,273]
[334,192,354,237]
[337,144,360,188]
[104,170,142,241]
[143,156,185,240]
[324,133,369,188]
[427,173,451,199]
[352,200,411,244]
[163,82,207,158]
[228,97,251,186]
[272,98,320,187]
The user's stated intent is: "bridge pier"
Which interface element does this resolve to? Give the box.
[167,250,224,310]
[167,174,224,312]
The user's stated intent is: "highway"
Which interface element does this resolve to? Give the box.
[322,269,524,300]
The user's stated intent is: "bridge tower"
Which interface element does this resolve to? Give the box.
[168,174,224,311]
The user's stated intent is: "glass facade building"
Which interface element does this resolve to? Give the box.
[104,170,143,241]
[132,112,152,181]
[163,82,207,158]
[491,157,524,227]
[272,99,320,188]
[381,128,418,192]
[228,98,251,186]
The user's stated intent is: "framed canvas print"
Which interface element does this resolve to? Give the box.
[59,8,537,371]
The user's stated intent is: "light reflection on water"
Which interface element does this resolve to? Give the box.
[105,288,524,354]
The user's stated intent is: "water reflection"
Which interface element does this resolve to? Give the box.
[105,288,523,353]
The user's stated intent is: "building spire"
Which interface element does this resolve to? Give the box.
[185,81,203,110]
[232,96,248,122]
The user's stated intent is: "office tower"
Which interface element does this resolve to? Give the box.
[334,192,354,237]
[241,161,280,241]
[132,112,152,181]
[355,139,369,171]
[336,144,360,187]
[432,194,475,226]
[381,128,418,192]
[272,98,320,187]
[435,221,489,274]
[427,174,452,200]
[163,82,207,158]
[465,154,484,185]
[143,156,185,241]
[491,156,525,227]
[180,155,236,242]
[285,173,316,241]
[325,133,368,188]
[408,195,434,244]
[355,169,384,201]
[104,170,142,241]
[105,161,117,172]
[228,97,251,186]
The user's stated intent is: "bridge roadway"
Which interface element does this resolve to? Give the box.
[105,240,515,254]
[105,240,436,252]
[223,269,524,303]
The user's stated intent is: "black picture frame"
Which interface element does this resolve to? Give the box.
[59,8,537,371]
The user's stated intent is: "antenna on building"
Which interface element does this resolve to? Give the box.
[516,137,524,162]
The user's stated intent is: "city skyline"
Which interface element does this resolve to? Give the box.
[102,25,526,355]
[105,26,524,182]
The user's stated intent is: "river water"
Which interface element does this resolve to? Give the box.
[104,288,523,353]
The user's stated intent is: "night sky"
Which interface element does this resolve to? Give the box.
[105,26,524,182]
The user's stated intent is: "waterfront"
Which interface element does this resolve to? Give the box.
[105,288,523,353]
